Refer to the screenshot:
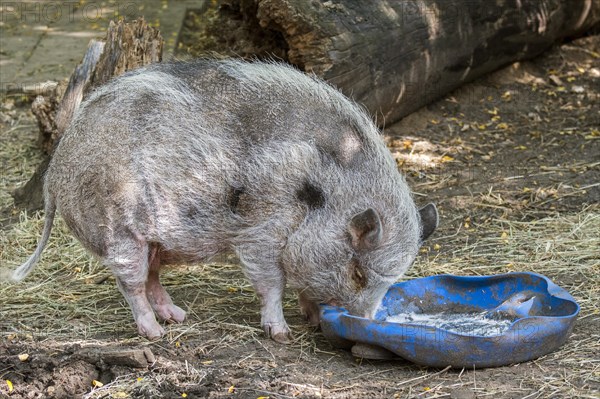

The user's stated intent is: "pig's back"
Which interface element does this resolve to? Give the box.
[45,59,404,259]
[55,59,384,171]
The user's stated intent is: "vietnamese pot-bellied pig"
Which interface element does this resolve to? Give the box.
[12,59,438,343]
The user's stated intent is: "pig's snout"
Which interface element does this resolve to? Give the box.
[344,301,379,320]
[324,300,372,318]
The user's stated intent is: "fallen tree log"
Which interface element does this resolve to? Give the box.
[13,18,163,211]
[190,0,600,124]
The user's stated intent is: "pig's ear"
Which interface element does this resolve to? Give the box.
[348,208,382,250]
[419,203,438,242]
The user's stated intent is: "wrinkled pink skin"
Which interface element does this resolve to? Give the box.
[126,246,186,339]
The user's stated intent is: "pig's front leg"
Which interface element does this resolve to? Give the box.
[298,290,320,327]
[237,246,292,344]
[257,278,292,344]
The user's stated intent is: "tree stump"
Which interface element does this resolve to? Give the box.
[13,18,163,211]
[32,40,105,155]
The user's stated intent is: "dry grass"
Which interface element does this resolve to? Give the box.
[0,105,42,211]
[1,102,598,398]
[0,211,264,340]
[1,194,598,398]
[414,209,600,399]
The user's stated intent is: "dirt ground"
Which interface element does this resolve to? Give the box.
[0,33,599,399]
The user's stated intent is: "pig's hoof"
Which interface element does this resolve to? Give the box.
[155,304,186,324]
[140,324,165,340]
[263,323,294,344]
[272,331,294,344]
[137,315,165,340]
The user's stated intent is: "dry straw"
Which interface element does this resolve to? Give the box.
[1,113,598,398]
[1,203,598,398]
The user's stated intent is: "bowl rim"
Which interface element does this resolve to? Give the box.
[320,271,580,337]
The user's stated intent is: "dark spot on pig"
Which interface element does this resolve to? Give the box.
[316,129,364,167]
[138,92,158,107]
[229,185,245,213]
[184,205,202,220]
[297,181,325,209]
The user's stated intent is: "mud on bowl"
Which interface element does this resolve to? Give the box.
[319,272,580,368]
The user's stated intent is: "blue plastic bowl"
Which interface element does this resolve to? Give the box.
[319,272,579,368]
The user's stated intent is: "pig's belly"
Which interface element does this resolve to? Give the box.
[155,241,231,265]
[140,202,234,264]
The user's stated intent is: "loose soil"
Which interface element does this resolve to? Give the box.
[0,34,598,399]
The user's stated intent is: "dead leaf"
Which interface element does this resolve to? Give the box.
[549,75,563,86]
[571,86,584,93]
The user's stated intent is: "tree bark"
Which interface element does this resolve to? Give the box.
[193,0,600,124]
[13,18,163,211]
[32,40,105,155]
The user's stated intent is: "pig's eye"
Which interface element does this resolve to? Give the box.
[351,258,367,289]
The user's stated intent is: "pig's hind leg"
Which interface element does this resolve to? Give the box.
[105,236,165,339]
[145,245,186,323]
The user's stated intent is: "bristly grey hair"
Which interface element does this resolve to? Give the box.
[12,58,437,342]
